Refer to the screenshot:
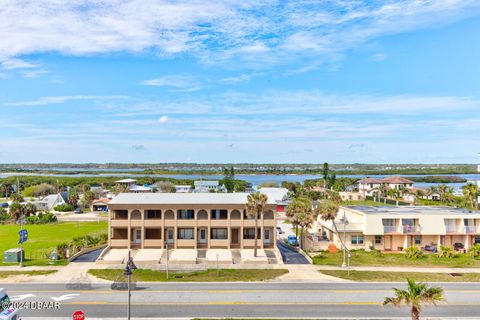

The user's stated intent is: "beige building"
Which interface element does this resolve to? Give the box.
[108,193,277,250]
[317,206,480,252]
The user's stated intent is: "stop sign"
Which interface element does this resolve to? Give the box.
[72,310,85,320]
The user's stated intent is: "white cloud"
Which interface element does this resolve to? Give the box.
[219,74,251,84]
[0,1,478,69]
[141,74,202,91]
[1,58,37,70]
[6,95,129,106]
[158,115,169,124]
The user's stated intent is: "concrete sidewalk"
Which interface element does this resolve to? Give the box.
[317,265,480,273]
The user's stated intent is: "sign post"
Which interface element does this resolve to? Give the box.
[72,310,85,320]
[17,217,27,267]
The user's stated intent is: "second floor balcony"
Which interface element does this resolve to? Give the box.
[464,225,477,233]
[383,225,399,233]
[402,224,421,233]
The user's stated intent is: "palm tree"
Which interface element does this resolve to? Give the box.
[378,183,388,204]
[387,189,401,206]
[0,183,12,198]
[297,210,315,250]
[316,200,346,252]
[414,189,424,204]
[24,202,37,217]
[462,183,479,209]
[287,197,314,249]
[383,278,444,320]
[286,199,301,238]
[9,201,25,221]
[246,192,268,257]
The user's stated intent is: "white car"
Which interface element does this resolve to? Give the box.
[0,288,21,320]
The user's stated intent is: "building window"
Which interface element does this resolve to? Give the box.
[146,210,161,219]
[210,209,228,220]
[177,210,195,220]
[475,236,480,244]
[351,235,364,245]
[211,228,228,240]
[375,235,382,244]
[414,235,422,245]
[243,228,261,239]
[178,228,194,239]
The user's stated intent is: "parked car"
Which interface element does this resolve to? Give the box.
[74,208,83,214]
[287,235,298,246]
[454,242,465,252]
[0,288,21,320]
[422,244,437,253]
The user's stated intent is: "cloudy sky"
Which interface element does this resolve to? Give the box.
[0,0,479,164]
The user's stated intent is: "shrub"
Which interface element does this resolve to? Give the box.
[405,246,424,259]
[53,204,74,212]
[438,246,456,258]
[24,212,57,224]
[55,233,109,259]
[468,244,480,258]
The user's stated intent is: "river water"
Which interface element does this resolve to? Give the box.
[1,172,479,190]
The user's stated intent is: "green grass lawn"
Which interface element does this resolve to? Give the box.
[0,221,107,266]
[0,270,56,279]
[89,268,288,282]
[322,270,480,282]
[313,250,480,268]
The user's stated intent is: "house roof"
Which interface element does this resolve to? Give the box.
[258,187,289,202]
[357,178,383,184]
[357,176,415,185]
[129,185,152,191]
[381,176,414,184]
[115,179,137,183]
[109,193,276,205]
[92,198,110,204]
[194,180,219,187]
[346,205,480,216]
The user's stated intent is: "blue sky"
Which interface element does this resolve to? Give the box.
[0,0,479,164]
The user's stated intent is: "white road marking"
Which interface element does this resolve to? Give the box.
[51,294,80,302]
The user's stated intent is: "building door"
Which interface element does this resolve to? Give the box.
[132,228,141,244]
[198,228,207,243]
[384,236,392,251]
[166,228,174,244]
[231,229,239,244]
[264,229,271,244]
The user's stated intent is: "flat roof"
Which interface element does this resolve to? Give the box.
[346,205,480,216]
[110,192,276,205]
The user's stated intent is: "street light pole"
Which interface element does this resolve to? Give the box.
[124,250,137,320]
[341,212,348,268]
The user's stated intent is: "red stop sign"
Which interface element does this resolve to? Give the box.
[72,310,85,320]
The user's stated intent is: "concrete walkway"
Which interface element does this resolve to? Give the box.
[275,265,352,282]
[317,265,480,273]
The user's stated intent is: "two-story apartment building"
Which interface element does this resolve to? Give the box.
[317,206,480,252]
[108,193,277,250]
[357,176,415,196]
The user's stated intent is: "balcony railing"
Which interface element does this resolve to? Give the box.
[445,226,458,233]
[383,226,399,233]
[464,225,477,233]
[403,225,421,233]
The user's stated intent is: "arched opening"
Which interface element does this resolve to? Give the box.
[197,209,208,220]
[164,210,175,220]
[263,210,274,220]
[230,209,241,220]
[131,210,142,220]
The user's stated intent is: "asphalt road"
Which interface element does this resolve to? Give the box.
[277,240,310,264]
[5,282,480,319]
[71,248,104,263]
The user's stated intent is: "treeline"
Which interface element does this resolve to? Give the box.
[0,163,477,175]
[407,176,467,183]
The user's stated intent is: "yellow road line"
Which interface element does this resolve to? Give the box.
[10,289,480,294]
